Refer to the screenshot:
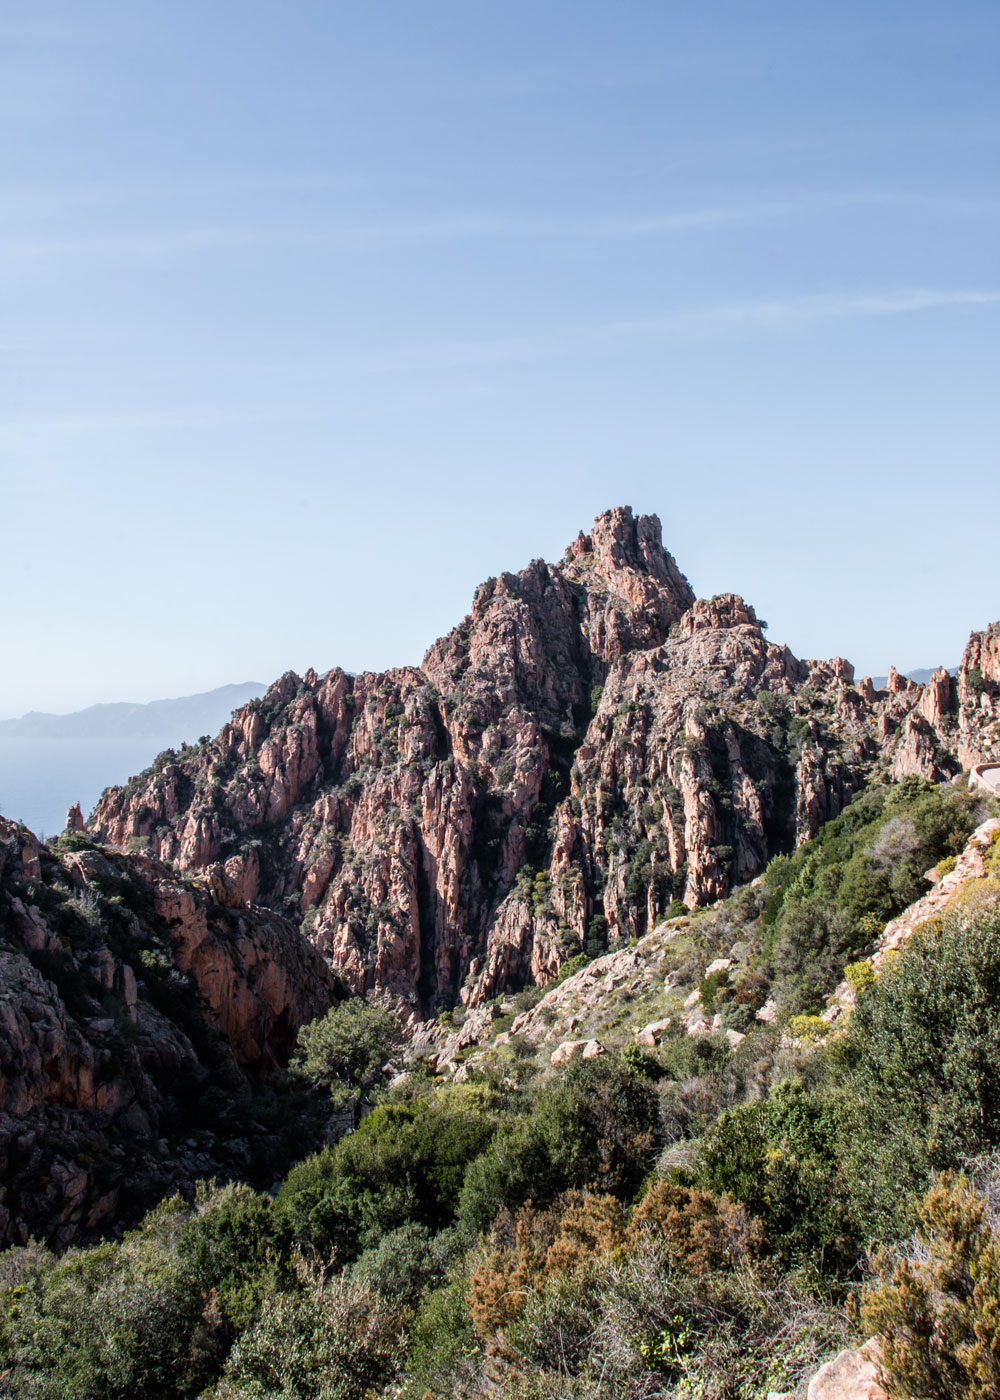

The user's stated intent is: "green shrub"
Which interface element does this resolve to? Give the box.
[177,1181,287,1335]
[698,967,730,1013]
[0,1197,205,1400]
[838,896,1000,1241]
[275,1089,499,1263]
[289,999,404,1118]
[787,1013,828,1041]
[698,1080,850,1269]
[859,1170,1000,1399]
[349,1222,462,1307]
[761,778,982,1014]
[396,1262,477,1400]
[844,959,875,994]
[550,952,590,987]
[215,1269,404,1400]
[457,1056,659,1238]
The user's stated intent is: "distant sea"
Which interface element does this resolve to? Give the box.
[0,681,266,840]
[0,736,183,840]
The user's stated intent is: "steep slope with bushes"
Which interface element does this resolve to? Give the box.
[5,775,1000,1397]
[411,774,990,1074]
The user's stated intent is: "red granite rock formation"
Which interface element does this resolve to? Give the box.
[0,817,334,1248]
[85,507,997,1012]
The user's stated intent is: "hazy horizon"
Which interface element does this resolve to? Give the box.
[0,681,268,834]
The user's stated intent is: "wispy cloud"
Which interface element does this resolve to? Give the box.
[3,289,996,421]
[202,286,1000,378]
[2,190,998,269]
[652,287,1000,330]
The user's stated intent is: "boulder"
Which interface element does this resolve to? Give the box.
[807,1340,886,1400]
[634,1017,671,1047]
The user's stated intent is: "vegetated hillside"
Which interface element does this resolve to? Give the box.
[87,506,1000,1015]
[414,773,993,1075]
[5,775,1000,1400]
[0,816,334,1249]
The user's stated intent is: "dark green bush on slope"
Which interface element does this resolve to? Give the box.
[838,891,1000,1241]
[289,999,404,1119]
[215,1271,405,1400]
[760,776,983,1014]
[698,1079,849,1271]
[274,1084,501,1262]
[0,1183,295,1400]
[695,890,1000,1267]
[457,1055,661,1237]
[274,1055,659,1266]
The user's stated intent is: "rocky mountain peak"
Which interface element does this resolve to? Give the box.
[564,505,684,583]
[562,505,695,635]
[85,507,1000,1015]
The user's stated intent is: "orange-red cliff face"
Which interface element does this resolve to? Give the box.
[0,817,334,1248]
[87,507,996,1012]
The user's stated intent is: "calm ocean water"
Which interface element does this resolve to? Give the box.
[0,737,176,840]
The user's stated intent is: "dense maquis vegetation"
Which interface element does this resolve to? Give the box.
[758,774,984,1015]
[3,778,1000,1398]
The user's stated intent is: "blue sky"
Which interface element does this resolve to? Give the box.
[2,2,998,717]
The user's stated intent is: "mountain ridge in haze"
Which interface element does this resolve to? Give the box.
[0,682,267,837]
[870,665,958,692]
[0,682,266,739]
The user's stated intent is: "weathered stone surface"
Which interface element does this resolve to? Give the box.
[635,1017,671,1047]
[806,1340,886,1400]
[84,507,1000,1014]
[959,621,1000,768]
[0,818,334,1249]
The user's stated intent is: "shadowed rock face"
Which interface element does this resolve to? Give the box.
[0,818,333,1249]
[87,506,997,1012]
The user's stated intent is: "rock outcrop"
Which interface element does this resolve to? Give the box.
[772,1338,887,1400]
[958,620,1000,767]
[85,507,1000,1013]
[0,818,334,1249]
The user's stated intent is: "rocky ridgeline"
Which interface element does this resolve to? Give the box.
[87,508,1000,1015]
[0,817,333,1248]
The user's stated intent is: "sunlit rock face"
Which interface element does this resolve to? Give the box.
[88,506,995,1012]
